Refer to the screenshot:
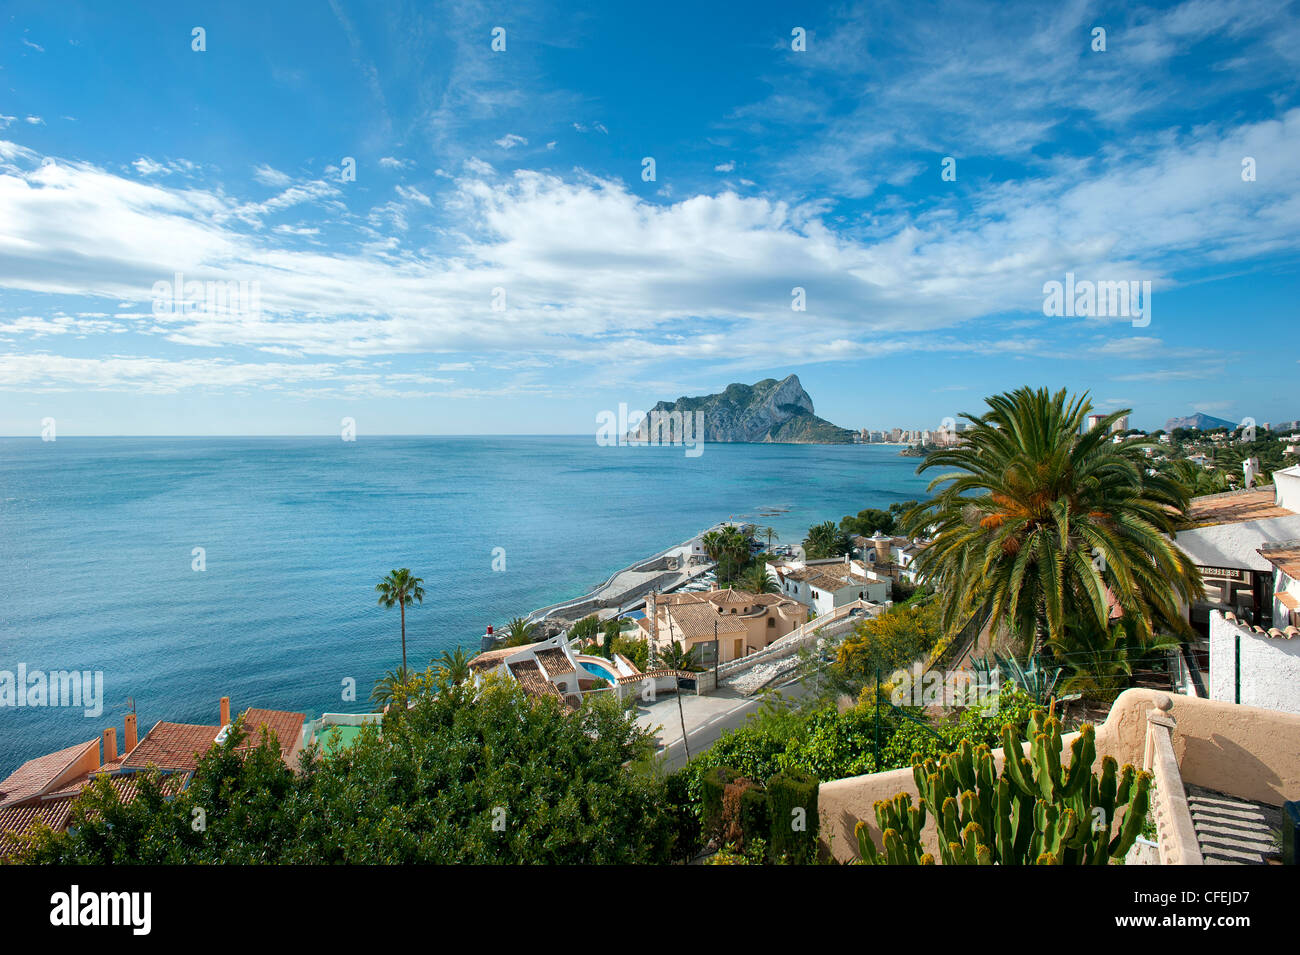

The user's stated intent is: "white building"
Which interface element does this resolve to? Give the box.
[766,556,890,616]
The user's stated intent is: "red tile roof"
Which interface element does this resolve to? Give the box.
[0,739,99,810]
[239,708,305,758]
[0,770,190,859]
[122,722,221,772]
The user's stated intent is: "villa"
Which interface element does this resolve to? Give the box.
[1168,467,1300,711]
[766,555,890,616]
[468,631,640,707]
[638,587,807,665]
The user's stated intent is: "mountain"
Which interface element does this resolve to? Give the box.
[629,374,855,444]
[1164,412,1238,432]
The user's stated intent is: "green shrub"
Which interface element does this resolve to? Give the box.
[766,771,819,864]
[701,766,740,839]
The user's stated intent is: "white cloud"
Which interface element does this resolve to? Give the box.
[378,156,412,169]
[1,104,1298,393]
[715,161,736,173]
[395,184,432,206]
[252,164,293,187]
[494,133,528,149]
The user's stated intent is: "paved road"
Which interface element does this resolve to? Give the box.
[635,674,815,773]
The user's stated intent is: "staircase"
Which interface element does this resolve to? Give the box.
[1185,785,1282,864]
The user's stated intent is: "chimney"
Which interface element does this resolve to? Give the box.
[124,712,138,752]
[102,726,117,764]
[219,696,231,725]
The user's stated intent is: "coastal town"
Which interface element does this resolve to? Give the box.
[4,400,1298,869]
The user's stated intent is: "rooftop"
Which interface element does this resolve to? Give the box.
[0,739,99,810]
[122,722,221,772]
[1185,486,1288,527]
[1258,540,1300,579]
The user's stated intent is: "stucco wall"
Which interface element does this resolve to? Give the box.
[1209,610,1300,714]
[818,688,1300,863]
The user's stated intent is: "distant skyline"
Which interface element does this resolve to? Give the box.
[2,0,1298,436]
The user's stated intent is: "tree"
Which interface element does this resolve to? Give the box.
[570,614,600,644]
[432,647,472,684]
[803,521,851,559]
[660,640,703,672]
[376,568,425,675]
[761,526,780,551]
[834,602,943,686]
[503,616,538,647]
[20,679,683,864]
[371,667,415,707]
[906,387,1203,660]
[739,564,778,594]
[601,619,622,659]
[840,508,895,538]
[702,526,752,582]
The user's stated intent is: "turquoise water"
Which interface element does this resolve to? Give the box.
[580,659,618,684]
[0,436,928,774]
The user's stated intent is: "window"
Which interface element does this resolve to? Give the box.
[767,618,775,627]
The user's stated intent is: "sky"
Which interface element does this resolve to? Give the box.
[0,0,1297,436]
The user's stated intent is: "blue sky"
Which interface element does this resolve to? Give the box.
[1,0,1297,435]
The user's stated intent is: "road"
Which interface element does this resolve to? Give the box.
[634,672,815,773]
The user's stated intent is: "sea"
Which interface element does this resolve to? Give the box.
[0,436,931,775]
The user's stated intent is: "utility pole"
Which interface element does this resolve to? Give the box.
[676,672,691,764]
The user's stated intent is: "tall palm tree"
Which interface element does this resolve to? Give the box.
[701,526,751,582]
[432,647,472,684]
[905,387,1203,660]
[503,616,538,647]
[376,568,425,675]
[739,564,779,594]
[762,526,779,552]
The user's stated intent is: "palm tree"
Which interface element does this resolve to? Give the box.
[370,667,412,707]
[376,568,425,675]
[503,616,537,647]
[739,564,779,594]
[1160,458,1228,500]
[659,640,703,672]
[906,387,1203,661]
[762,526,779,552]
[431,647,472,684]
[803,521,851,559]
[701,526,751,582]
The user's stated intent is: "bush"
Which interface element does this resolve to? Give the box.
[766,772,819,864]
[701,766,740,840]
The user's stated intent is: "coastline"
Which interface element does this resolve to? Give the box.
[522,521,733,629]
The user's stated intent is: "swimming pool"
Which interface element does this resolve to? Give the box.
[580,659,619,684]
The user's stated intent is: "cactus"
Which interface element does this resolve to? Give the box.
[853,704,1154,866]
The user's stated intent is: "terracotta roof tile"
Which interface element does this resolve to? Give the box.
[1187,487,1289,527]
[239,708,305,758]
[469,643,532,669]
[534,648,575,676]
[508,659,563,701]
[122,722,221,772]
[1258,542,1300,578]
[0,739,99,809]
